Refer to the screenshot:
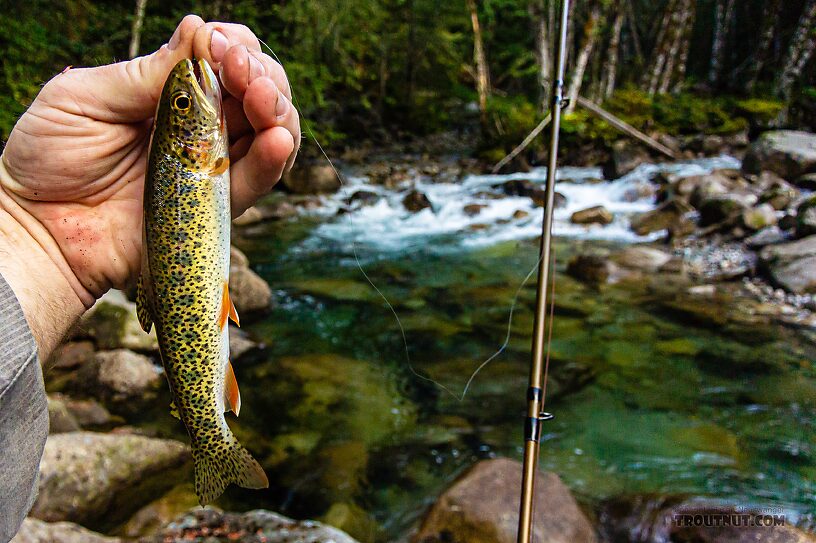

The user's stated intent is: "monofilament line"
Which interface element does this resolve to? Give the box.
[258,38,556,402]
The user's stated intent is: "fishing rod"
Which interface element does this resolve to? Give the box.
[517,0,570,542]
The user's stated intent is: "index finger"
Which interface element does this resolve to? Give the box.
[192,22,261,73]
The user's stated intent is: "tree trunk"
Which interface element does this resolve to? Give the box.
[746,0,781,92]
[624,0,643,62]
[643,0,679,95]
[708,0,735,86]
[406,0,416,105]
[603,5,624,99]
[565,3,602,113]
[672,1,695,93]
[777,0,816,101]
[530,0,552,110]
[658,0,694,94]
[466,0,490,129]
[128,0,148,59]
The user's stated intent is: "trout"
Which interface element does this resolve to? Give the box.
[137,58,268,504]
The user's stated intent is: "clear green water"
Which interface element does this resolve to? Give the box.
[209,217,814,541]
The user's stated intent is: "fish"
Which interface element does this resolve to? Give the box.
[136,57,268,505]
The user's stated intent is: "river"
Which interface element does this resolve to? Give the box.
[166,155,816,541]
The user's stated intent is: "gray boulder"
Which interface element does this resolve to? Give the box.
[742,130,816,180]
[149,508,360,543]
[46,395,81,434]
[79,290,158,352]
[604,140,648,179]
[759,235,816,293]
[11,518,120,543]
[414,457,597,543]
[31,432,189,528]
[229,246,273,316]
[615,246,672,271]
[282,163,341,194]
[77,350,160,406]
[796,196,816,238]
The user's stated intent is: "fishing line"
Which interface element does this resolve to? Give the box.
[257,38,557,402]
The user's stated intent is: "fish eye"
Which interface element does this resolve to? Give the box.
[173,93,191,113]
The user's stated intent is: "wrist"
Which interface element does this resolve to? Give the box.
[0,169,88,359]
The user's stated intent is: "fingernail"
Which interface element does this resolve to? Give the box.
[276,89,290,118]
[249,54,264,81]
[210,30,228,63]
[169,25,184,50]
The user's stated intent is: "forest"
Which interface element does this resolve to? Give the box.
[1,0,814,155]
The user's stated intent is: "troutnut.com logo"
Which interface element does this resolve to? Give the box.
[672,513,786,528]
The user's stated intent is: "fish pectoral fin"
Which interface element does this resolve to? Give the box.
[169,400,180,420]
[224,360,241,416]
[208,156,230,176]
[219,281,240,328]
[136,275,154,334]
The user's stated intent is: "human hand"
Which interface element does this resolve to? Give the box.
[0,15,300,356]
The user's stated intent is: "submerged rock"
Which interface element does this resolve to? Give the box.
[567,253,617,284]
[403,190,433,212]
[31,432,189,528]
[742,130,816,180]
[11,518,121,543]
[414,457,597,543]
[571,205,614,225]
[760,235,816,293]
[149,508,360,543]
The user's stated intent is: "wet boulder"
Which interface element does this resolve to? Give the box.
[31,432,190,528]
[281,163,341,194]
[348,190,380,207]
[603,140,649,179]
[78,290,158,352]
[759,176,799,210]
[571,205,613,225]
[403,190,433,212]
[630,199,695,237]
[796,196,816,238]
[614,246,672,271]
[759,235,816,293]
[229,246,273,316]
[463,203,487,216]
[745,226,787,249]
[76,350,160,407]
[414,457,596,543]
[11,518,121,543]
[149,508,360,543]
[599,494,816,543]
[500,179,566,208]
[742,203,778,231]
[795,172,816,190]
[742,130,816,180]
[698,194,755,227]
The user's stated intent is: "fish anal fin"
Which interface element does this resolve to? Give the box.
[228,294,240,327]
[136,275,154,334]
[224,360,241,416]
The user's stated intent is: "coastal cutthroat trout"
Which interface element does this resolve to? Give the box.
[137,58,268,504]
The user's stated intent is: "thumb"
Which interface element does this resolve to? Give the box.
[45,15,205,123]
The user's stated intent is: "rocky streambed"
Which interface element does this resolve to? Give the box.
[15,130,816,542]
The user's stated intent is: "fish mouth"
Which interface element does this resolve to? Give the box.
[189,58,222,118]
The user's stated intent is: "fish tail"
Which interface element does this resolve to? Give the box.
[192,441,268,505]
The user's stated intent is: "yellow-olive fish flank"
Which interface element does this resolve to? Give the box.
[137,58,268,504]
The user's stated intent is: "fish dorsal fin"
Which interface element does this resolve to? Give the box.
[136,275,154,334]
[169,400,180,420]
[224,360,241,416]
[219,281,240,328]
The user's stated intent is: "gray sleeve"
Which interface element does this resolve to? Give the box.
[0,273,48,543]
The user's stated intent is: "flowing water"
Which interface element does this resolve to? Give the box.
[151,156,816,541]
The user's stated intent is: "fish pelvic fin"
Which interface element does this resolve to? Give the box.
[136,275,154,333]
[192,442,268,505]
[224,360,241,416]
[219,281,240,328]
